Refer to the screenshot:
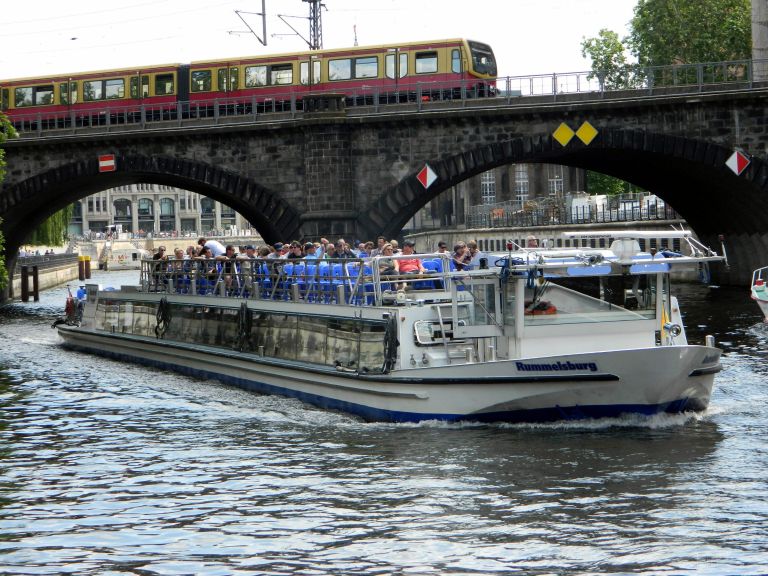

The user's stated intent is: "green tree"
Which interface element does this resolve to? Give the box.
[581,29,632,89]
[0,112,18,292]
[27,206,74,246]
[629,0,751,66]
[586,171,634,196]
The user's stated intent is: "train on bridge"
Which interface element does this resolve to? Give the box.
[0,38,496,130]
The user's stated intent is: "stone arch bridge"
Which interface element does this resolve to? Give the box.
[3,88,768,285]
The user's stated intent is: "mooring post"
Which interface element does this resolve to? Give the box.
[21,265,29,302]
[32,266,40,302]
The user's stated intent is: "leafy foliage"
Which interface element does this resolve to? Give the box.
[581,29,634,89]
[0,112,18,292]
[628,0,751,66]
[26,205,74,246]
[586,171,636,196]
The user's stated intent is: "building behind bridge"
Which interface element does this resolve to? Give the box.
[67,164,588,239]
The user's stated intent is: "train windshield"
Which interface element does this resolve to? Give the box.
[468,41,497,76]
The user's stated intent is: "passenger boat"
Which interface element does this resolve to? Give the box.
[750,265,768,322]
[55,230,724,423]
[101,245,152,270]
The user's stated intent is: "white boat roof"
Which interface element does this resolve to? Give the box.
[561,230,693,239]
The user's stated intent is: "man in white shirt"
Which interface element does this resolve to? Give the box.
[197,237,226,257]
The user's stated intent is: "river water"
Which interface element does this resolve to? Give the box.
[0,271,766,575]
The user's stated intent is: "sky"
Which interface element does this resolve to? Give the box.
[0,0,637,80]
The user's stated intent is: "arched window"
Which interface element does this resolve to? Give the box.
[113,198,132,218]
[160,198,175,217]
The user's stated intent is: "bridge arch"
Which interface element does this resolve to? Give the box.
[0,154,302,254]
[364,129,768,249]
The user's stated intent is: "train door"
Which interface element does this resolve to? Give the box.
[385,48,409,103]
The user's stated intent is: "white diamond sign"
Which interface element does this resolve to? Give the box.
[726,150,750,176]
[417,164,437,189]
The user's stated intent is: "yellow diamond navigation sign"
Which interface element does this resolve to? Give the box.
[553,123,575,147]
[576,122,599,145]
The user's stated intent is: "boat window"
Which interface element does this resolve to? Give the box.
[414,319,466,346]
[191,70,212,92]
[520,276,658,326]
[415,52,438,74]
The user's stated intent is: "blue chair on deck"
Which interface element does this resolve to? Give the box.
[292,262,306,300]
[414,259,438,290]
[278,262,294,300]
[317,262,332,302]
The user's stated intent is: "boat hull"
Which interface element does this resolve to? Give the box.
[57,326,719,423]
[751,291,768,322]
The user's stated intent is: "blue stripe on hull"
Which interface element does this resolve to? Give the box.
[62,343,706,424]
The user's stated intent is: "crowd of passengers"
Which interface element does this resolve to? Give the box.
[151,236,491,276]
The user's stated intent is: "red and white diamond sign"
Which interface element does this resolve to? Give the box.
[417,164,437,189]
[726,150,750,176]
[98,154,117,173]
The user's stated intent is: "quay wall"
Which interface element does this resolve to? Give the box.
[10,255,80,299]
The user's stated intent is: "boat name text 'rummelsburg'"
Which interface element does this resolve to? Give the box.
[515,361,599,373]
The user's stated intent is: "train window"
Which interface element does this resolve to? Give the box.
[14,87,33,107]
[300,60,321,85]
[1,88,8,111]
[217,67,238,92]
[415,52,438,74]
[191,70,212,92]
[385,53,407,79]
[451,49,462,73]
[329,58,352,81]
[142,76,150,98]
[270,64,293,85]
[34,85,54,105]
[354,56,378,79]
[105,79,125,99]
[60,82,77,105]
[245,65,267,87]
[155,74,174,96]
[84,81,103,101]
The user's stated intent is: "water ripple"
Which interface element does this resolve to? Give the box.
[0,278,766,574]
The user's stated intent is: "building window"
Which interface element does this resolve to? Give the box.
[138,198,153,217]
[514,164,529,202]
[160,198,175,217]
[547,165,564,196]
[481,171,496,205]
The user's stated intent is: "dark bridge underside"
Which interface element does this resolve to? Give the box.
[2,128,767,285]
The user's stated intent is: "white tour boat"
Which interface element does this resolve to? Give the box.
[55,230,724,423]
[750,265,768,322]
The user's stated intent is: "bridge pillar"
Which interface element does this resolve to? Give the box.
[299,118,359,241]
[754,0,768,81]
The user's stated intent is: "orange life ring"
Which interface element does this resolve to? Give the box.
[524,300,557,315]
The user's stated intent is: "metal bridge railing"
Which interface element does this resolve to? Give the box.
[6,58,764,139]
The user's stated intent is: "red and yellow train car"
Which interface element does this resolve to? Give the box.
[0,38,497,129]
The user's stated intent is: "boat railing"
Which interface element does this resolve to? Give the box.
[752,265,768,289]
[138,254,460,306]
